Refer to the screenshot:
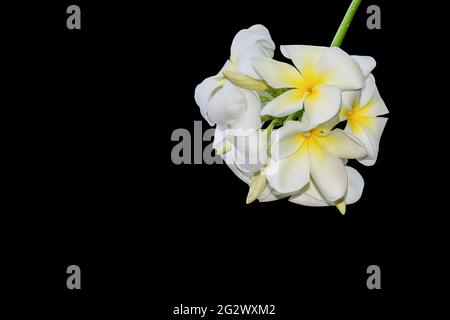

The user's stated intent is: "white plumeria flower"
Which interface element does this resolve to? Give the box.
[253,45,365,127]
[289,166,364,214]
[263,120,367,202]
[194,25,275,128]
[340,59,389,166]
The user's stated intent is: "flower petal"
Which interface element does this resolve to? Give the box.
[303,84,341,127]
[264,144,310,194]
[345,166,364,204]
[270,121,308,160]
[316,129,367,159]
[352,55,376,77]
[230,89,262,131]
[289,189,328,206]
[235,46,273,78]
[233,130,268,173]
[231,25,275,61]
[309,139,347,202]
[317,47,365,90]
[341,90,359,110]
[289,166,364,206]
[344,120,373,153]
[208,82,247,125]
[358,117,388,166]
[194,76,221,125]
[258,186,291,202]
[252,57,304,88]
[359,74,376,107]
[261,89,305,117]
[281,45,327,77]
[362,85,389,117]
[213,126,227,150]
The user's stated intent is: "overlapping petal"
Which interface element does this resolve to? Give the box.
[303,84,341,127]
[289,166,364,206]
[281,45,327,78]
[194,76,221,125]
[253,57,304,88]
[208,81,247,125]
[308,139,348,201]
[315,129,367,159]
[264,144,310,193]
[316,47,365,90]
[261,89,305,117]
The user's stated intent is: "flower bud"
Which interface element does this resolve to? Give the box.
[223,70,270,92]
[246,174,267,204]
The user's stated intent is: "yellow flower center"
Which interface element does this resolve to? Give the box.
[342,100,375,134]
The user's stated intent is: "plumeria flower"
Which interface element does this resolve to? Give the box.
[253,45,365,127]
[263,120,367,202]
[340,57,389,166]
[194,25,275,128]
[289,166,364,214]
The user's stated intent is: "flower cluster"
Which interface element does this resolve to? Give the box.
[195,25,388,214]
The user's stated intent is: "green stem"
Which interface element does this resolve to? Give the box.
[330,0,362,48]
[284,113,296,123]
[266,119,280,137]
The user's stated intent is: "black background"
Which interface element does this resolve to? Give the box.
[4,0,443,317]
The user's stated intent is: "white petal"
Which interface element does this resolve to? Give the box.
[316,115,340,132]
[258,189,291,202]
[363,85,389,117]
[303,84,341,127]
[281,45,327,76]
[270,121,308,160]
[257,182,292,202]
[235,46,273,78]
[232,130,268,173]
[207,82,247,125]
[317,47,365,90]
[358,117,388,166]
[360,74,376,107]
[272,120,309,142]
[231,25,275,61]
[194,76,221,125]
[289,192,328,206]
[344,120,374,157]
[264,144,310,194]
[341,90,360,110]
[289,166,364,206]
[316,129,367,159]
[261,89,305,117]
[272,133,305,161]
[352,55,376,77]
[213,126,227,150]
[230,89,262,131]
[289,181,328,207]
[248,25,273,44]
[309,140,347,202]
[252,57,304,88]
[345,166,364,204]
[248,24,276,58]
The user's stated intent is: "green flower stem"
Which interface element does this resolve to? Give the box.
[266,118,282,136]
[330,0,362,48]
[284,113,296,123]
